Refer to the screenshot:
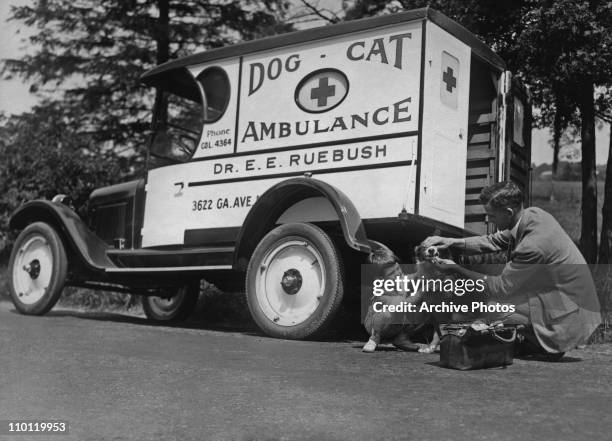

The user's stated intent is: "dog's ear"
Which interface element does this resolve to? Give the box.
[369,242,399,265]
[413,245,422,262]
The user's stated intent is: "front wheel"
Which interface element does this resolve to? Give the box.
[8,222,68,315]
[246,223,344,340]
[142,283,199,323]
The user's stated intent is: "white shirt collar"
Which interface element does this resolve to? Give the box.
[510,214,523,239]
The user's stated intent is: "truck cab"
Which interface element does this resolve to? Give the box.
[8,8,531,339]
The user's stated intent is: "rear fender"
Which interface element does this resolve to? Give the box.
[234,177,370,270]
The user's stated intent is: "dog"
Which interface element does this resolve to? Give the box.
[362,245,408,352]
[410,244,454,352]
[362,243,455,353]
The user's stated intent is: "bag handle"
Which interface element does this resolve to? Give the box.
[491,327,516,343]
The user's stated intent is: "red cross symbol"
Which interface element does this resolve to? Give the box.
[442,67,457,92]
[310,77,336,107]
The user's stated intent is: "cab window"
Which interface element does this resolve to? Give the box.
[150,92,203,163]
[148,66,230,164]
[197,67,230,123]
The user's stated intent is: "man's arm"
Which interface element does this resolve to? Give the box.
[436,246,542,298]
[463,230,512,254]
[423,230,512,254]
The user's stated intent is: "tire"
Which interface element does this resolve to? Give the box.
[142,283,199,323]
[246,223,344,340]
[8,222,68,315]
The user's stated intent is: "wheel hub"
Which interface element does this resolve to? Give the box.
[23,259,41,280]
[13,234,54,306]
[255,239,325,327]
[280,268,302,295]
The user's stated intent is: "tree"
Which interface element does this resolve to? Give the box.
[511,1,612,263]
[0,102,124,257]
[0,0,292,257]
[544,89,578,176]
[2,0,291,152]
[598,107,612,263]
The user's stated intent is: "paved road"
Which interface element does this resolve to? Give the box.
[1,301,612,441]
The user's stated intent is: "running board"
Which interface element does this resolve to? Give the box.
[105,265,233,273]
[107,246,234,268]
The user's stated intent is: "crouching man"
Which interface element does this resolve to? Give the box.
[423,181,601,356]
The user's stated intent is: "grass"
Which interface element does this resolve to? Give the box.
[0,265,8,301]
[1,179,611,341]
[59,286,140,312]
[530,179,605,243]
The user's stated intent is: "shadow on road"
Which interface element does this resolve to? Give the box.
[6,303,588,360]
[350,344,404,352]
[46,308,262,333]
[5,304,369,343]
[515,354,583,362]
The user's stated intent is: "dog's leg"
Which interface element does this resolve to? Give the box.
[362,330,380,353]
[418,323,441,353]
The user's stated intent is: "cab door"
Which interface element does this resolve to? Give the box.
[140,62,239,249]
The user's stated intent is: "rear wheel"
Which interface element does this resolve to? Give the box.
[142,283,199,323]
[246,223,344,340]
[8,222,68,315]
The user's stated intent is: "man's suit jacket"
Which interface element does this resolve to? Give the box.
[463,207,601,352]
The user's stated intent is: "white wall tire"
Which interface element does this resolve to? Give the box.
[246,223,344,340]
[142,283,199,323]
[8,222,68,315]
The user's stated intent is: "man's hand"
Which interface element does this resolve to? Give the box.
[422,236,461,249]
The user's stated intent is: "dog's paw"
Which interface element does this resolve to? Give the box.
[417,343,439,354]
[362,339,378,353]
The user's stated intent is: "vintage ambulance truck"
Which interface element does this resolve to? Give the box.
[8,8,531,339]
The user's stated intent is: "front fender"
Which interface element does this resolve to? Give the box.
[10,200,113,271]
[234,177,370,269]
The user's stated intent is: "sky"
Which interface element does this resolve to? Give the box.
[0,0,38,114]
[0,0,610,165]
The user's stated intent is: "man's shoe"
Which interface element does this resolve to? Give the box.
[544,352,565,362]
[417,343,439,354]
[392,333,419,351]
[515,339,565,361]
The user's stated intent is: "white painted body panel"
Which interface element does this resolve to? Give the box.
[141,20,474,248]
[189,59,241,159]
[141,137,417,247]
[418,22,470,227]
[236,23,422,152]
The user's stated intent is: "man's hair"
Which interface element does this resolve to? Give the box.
[479,181,524,210]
